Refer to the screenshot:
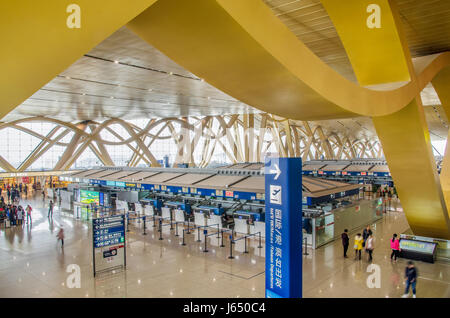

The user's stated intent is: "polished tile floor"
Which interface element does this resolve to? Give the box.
[0,192,449,298]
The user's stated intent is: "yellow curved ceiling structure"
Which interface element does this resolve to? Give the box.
[127,0,450,121]
[321,0,450,238]
[2,0,450,238]
[2,0,450,121]
[0,0,157,120]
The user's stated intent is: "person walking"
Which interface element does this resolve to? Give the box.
[390,234,400,262]
[10,206,16,226]
[56,227,65,248]
[402,261,418,298]
[17,206,23,226]
[48,200,54,218]
[365,233,375,262]
[354,233,363,260]
[362,225,372,248]
[341,229,350,258]
[26,204,32,225]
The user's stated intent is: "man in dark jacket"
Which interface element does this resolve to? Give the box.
[362,225,372,248]
[402,261,418,298]
[341,229,349,258]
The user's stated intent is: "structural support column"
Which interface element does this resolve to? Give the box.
[322,0,450,238]
[432,67,450,214]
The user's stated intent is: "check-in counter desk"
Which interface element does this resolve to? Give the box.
[161,206,173,221]
[250,221,265,238]
[234,218,249,235]
[233,210,264,236]
[174,209,187,222]
[207,214,223,229]
[194,212,206,227]
[143,204,155,217]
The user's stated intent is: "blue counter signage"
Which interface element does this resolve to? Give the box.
[265,157,302,298]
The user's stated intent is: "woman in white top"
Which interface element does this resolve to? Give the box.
[17,206,23,225]
[365,234,375,262]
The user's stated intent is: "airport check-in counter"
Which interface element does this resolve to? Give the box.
[193,205,225,229]
[162,201,191,222]
[233,210,265,236]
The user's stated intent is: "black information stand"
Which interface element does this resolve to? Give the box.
[92,215,126,277]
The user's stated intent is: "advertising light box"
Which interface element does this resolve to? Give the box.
[80,190,99,204]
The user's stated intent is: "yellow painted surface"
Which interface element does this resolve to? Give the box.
[323,0,450,238]
[374,100,450,238]
[0,0,157,119]
[2,0,450,122]
[321,0,411,85]
[433,67,450,216]
[127,0,450,120]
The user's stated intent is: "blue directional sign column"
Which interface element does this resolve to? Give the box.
[265,156,302,298]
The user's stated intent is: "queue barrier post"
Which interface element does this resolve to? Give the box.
[187,217,191,234]
[258,231,263,248]
[228,235,234,259]
[126,213,130,232]
[216,224,220,238]
[303,237,309,255]
[181,229,186,246]
[220,230,225,248]
[244,236,249,254]
[197,226,201,242]
[153,215,157,228]
[175,221,179,237]
[203,230,208,253]
[143,216,147,235]
[158,219,163,241]
[137,212,140,224]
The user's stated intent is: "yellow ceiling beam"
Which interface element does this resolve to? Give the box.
[0,0,157,119]
[127,0,450,121]
[321,0,411,85]
[323,0,450,238]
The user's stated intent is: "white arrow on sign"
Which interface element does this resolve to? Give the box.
[270,164,281,180]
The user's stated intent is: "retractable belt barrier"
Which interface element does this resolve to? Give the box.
[123,213,264,259]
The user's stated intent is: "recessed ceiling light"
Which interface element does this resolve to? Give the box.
[169,72,173,75]
[200,78,204,82]
[65,76,71,79]
[114,60,119,64]
[82,93,86,96]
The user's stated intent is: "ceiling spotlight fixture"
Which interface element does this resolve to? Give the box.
[114,60,119,64]
[65,76,71,79]
[82,93,86,96]
[169,72,173,75]
[200,78,204,82]
[110,96,114,99]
